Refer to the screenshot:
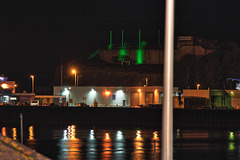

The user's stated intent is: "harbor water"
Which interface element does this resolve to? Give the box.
[1,125,240,160]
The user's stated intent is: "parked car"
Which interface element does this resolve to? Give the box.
[30,100,39,106]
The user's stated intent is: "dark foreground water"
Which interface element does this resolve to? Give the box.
[1,125,240,160]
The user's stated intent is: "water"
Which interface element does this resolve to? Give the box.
[1,125,240,160]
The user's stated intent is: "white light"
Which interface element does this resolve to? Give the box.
[10,97,17,100]
[63,130,68,140]
[90,129,95,140]
[116,131,123,140]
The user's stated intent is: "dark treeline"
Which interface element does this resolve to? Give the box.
[175,42,240,90]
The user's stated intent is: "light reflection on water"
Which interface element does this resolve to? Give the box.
[4,126,240,160]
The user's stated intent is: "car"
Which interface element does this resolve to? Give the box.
[30,100,39,106]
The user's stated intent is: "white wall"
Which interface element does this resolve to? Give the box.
[54,86,130,107]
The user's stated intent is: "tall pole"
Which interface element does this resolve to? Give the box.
[61,56,63,86]
[162,0,175,160]
[74,72,76,86]
[20,113,23,144]
[110,30,112,47]
[121,29,124,46]
[139,29,141,46]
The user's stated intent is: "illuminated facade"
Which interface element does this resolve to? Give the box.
[0,76,16,104]
[98,47,163,65]
[53,86,179,107]
[182,89,240,109]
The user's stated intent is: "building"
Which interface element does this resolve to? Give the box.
[35,95,66,106]
[53,86,179,107]
[182,89,240,109]
[98,46,164,65]
[174,36,213,61]
[0,76,16,105]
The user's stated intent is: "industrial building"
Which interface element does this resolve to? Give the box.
[54,86,179,107]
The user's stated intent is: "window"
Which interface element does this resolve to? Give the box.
[112,95,116,100]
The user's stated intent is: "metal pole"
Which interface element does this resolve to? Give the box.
[31,76,34,93]
[161,0,175,160]
[61,56,63,86]
[20,113,23,144]
[122,30,124,46]
[139,29,141,46]
[74,72,77,86]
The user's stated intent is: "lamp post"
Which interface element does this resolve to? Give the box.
[72,70,77,86]
[197,84,200,90]
[30,75,34,93]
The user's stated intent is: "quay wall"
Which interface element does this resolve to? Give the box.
[0,106,240,129]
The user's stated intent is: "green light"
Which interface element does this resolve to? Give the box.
[108,30,112,50]
[229,132,234,140]
[136,48,144,64]
[118,47,127,61]
[88,50,98,59]
[229,142,235,151]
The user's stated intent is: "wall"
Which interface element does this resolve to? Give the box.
[54,86,130,107]
[54,86,178,107]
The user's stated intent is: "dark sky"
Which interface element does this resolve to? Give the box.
[1,0,240,92]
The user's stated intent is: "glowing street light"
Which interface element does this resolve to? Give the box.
[197,84,200,90]
[30,75,34,93]
[72,69,77,86]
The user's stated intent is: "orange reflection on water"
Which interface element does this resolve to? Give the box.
[68,125,77,140]
[132,130,144,159]
[29,126,34,140]
[152,131,160,160]
[101,132,112,159]
[2,127,6,136]
[12,128,17,140]
[66,138,82,159]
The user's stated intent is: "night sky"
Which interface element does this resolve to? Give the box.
[1,0,240,92]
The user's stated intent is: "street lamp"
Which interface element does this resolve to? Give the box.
[30,75,34,93]
[72,69,77,86]
[197,84,200,90]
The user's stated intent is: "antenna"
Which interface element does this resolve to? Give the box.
[139,29,141,46]
[122,29,124,46]
[109,30,112,50]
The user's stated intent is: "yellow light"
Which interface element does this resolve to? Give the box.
[12,128,17,140]
[155,89,158,92]
[105,91,110,96]
[72,69,76,74]
[14,84,17,87]
[153,131,159,140]
[29,126,34,140]
[136,130,142,140]
[30,75,34,78]
[138,89,141,92]
[197,84,200,87]
[1,83,9,89]
[2,127,6,136]
[105,133,110,140]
